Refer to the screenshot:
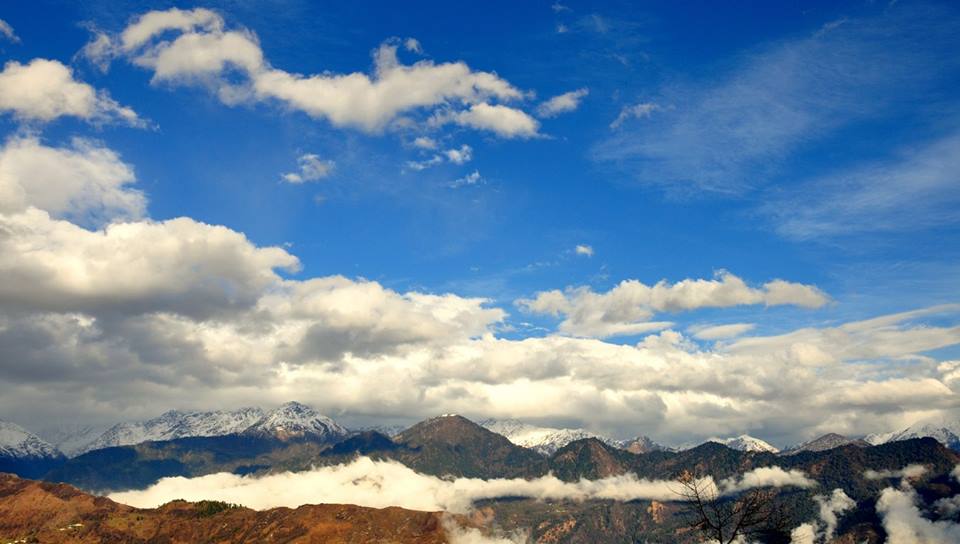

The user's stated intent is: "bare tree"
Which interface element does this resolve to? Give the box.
[674,471,791,544]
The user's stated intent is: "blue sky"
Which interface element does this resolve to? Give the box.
[0,0,958,444]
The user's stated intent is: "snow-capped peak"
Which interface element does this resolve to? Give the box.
[244,401,348,441]
[865,417,960,449]
[79,407,266,455]
[481,418,610,456]
[708,434,779,453]
[0,420,62,459]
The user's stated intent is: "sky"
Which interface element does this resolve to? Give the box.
[0,0,958,448]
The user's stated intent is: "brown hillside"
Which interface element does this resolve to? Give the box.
[0,473,461,543]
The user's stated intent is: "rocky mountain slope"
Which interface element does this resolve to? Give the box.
[394,414,547,478]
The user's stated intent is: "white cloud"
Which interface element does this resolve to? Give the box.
[726,305,960,368]
[0,208,299,319]
[537,88,588,118]
[574,244,594,257]
[762,131,960,238]
[413,136,438,149]
[593,5,960,194]
[609,102,658,129]
[517,271,829,338]
[435,103,540,138]
[0,59,141,125]
[406,155,443,171]
[444,144,473,164]
[720,466,816,494]
[1,135,959,447]
[0,19,19,43]
[789,489,856,544]
[404,38,423,54]
[690,323,755,340]
[865,465,928,481]
[282,153,334,183]
[119,7,224,52]
[876,484,960,543]
[450,170,482,188]
[407,144,472,171]
[88,9,533,135]
[108,456,812,514]
[0,137,144,225]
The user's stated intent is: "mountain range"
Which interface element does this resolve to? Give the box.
[3,410,960,543]
[5,403,960,469]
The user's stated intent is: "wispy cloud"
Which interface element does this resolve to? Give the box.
[761,131,960,239]
[592,3,960,195]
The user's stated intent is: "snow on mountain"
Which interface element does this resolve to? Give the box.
[0,420,62,459]
[480,419,612,456]
[783,433,869,455]
[244,401,348,442]
[37,424,110,457]
[707,434,779,453]
[865,417,960,449]
[81,407,266,454]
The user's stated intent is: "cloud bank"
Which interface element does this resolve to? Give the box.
[0,118,958,448]
[109,457,814,514]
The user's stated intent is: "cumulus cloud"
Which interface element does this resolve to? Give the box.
[0,209,299,319]
[281,153,334,183]
[517,271,829,338]
[412,136,438,149]
[536,88,588,118]
[84,8,533,135]
[0,19,19,43]
[0,59,142,125]
[0,137,144,225]
[1,134,959,445]
[109,457,813,514]
[403,38,423,54]
[444,144,473,164]
[433,103,540,138]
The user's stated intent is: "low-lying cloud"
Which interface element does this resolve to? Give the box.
[109,457,815,514]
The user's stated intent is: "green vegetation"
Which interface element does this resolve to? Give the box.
[194,500,243,518]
